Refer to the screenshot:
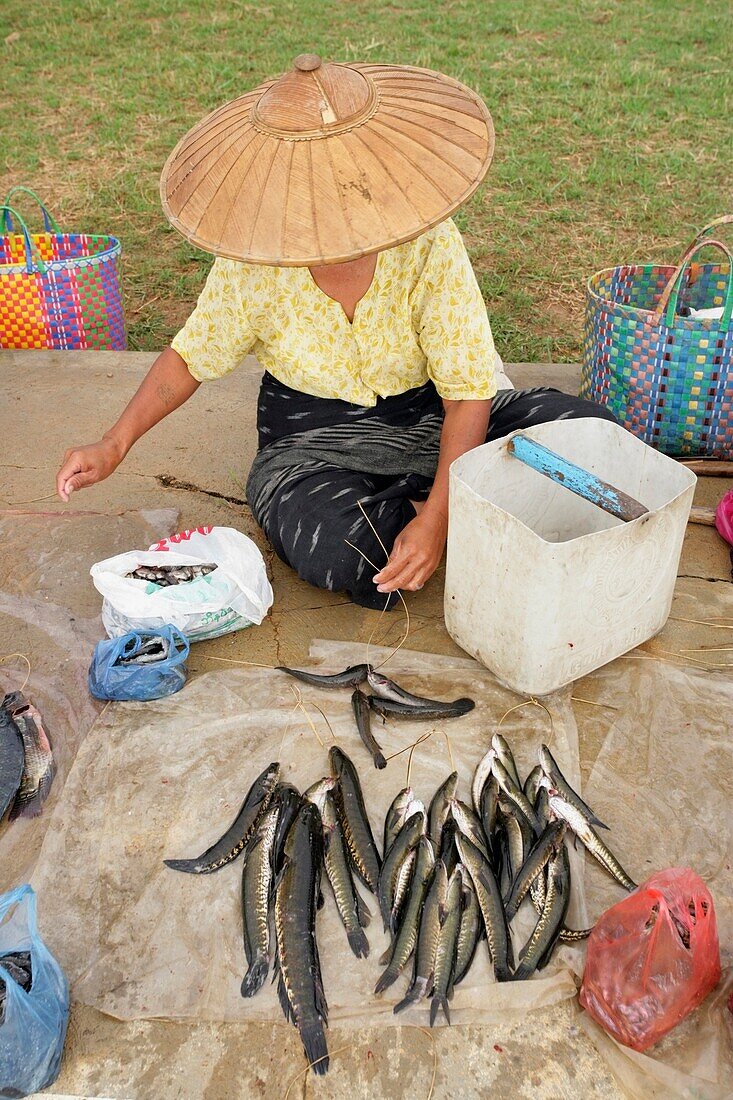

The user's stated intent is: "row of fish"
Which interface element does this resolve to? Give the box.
[125,563,216,587]
[0,692,55,822]
[279,663,475,769]
[371,734,637,1015]
[0,951,33,1026]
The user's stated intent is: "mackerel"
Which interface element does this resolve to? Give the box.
[164,762,280,874]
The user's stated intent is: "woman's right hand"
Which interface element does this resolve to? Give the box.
[56,436,125,501]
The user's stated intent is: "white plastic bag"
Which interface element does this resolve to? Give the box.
[90,526,273,641]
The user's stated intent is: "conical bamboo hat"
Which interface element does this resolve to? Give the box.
[160,53,494,266]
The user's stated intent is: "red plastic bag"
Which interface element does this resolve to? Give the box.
[580,867,721,1051]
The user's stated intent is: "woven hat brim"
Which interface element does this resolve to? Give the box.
[160,63,495,265]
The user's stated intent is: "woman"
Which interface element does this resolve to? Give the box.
[57,54,614,608]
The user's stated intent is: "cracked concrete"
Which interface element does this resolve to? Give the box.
[1,349,731,1099]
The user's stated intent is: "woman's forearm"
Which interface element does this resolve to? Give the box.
[106,345,201,457]
[423,398,492,521]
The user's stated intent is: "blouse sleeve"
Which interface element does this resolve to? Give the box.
[412,219,498,401]
[171,258,258,381]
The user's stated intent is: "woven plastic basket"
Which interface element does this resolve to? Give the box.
[0,187,125,351]
[581,215,733,457]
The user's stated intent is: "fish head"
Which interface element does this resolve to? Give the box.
[304,776,337,813]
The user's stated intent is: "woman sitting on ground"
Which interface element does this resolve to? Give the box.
[56,54,615,609]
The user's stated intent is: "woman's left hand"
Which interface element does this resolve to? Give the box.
[373,509,448,593]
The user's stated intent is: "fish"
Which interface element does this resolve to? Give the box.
[455,833,513,982]
[164,761,281,874]
[116,634,170,664]
[428,771,459,845]
[126,563,216,586]
[0,706,24,821]
[391,845,417,935]
[303,776,337,810]
[274,801,329,1075]
[277,664,371,689]
[512,849,570,981]
[2,695,55,820]
[394,859,448,1013]
[320,788,371,958]
[479,774,500,866]
[438,815,460,878]
[374,836,435,995]
[384,787,415,854]
[369,696,475,721]
[471,746,496,816]
[329,746,381,893]
[497,795,534,896]
[0,951,32,990]
[548,793,637,891]
[538,744,609,830]
[490,733,522,791]
[378,809,426,931]
[271,784,303,875]
[430,864,464,1026]
[492,758,541,834]
[351,688,387,769]
[505,820,567,920]
[523,764,543,808]
[453,879,482,987]
[240,804,280,997]
[367,670,475,713]
[449,798,492,863]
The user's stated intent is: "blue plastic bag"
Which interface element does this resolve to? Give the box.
[0,885,69,1098]
[88,625,189,701]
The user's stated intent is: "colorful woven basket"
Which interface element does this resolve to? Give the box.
[0,187,125,351]
[581,215,733,457]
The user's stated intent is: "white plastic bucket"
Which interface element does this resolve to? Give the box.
[444,419,696,696]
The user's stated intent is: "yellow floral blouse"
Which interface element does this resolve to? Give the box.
[172,216,501,407]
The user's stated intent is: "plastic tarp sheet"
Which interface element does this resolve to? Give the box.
[28,633,733,1097]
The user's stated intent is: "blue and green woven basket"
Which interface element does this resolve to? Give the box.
[582,215,733,458]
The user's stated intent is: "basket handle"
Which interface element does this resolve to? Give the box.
[692,214,733,242]
[0,205,48,275]
[1,186,60,234]
[653,237,733,328]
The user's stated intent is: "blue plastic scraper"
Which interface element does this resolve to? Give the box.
[507,434,649,523]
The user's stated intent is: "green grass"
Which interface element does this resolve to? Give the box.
[1,0,731,359]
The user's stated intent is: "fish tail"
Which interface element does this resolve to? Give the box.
[374,751,387,770]
[355,893,371,928]
[393,984,419,1015]
[510,962,533,982]
[347,927,370,959]
[429,995,450,1027]
[374,967,398,996]
[240,955,269,998]
[162,858,202,874]
[300,1020,329,1076]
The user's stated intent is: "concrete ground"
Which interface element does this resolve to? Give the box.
[1,351,731,1099]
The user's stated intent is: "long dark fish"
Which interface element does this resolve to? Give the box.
[394,859,448,1013]
[384,786,414,853]
[321,788,371,958]
[274,802,329,1075]
[430,864,463,1026]
[548,793,636,891]
[240,804,279,997]
[0,707,24,820]
[539,744,609,830]
[375,837,435,995]
[271,784,302,874]
[369,696,475,721]
[164,762,280,874]
[329,746,381,892]
[455,833,513,982]
[277,664,370,689]
[3,695,55,820]
[505,820,566,920]
[428,772,459,845]
[367,670,475,713]
[512,849,570,981]
[453,879,482,987]
[351,688,386,769]
[378,809,426,931]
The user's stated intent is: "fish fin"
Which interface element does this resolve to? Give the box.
[510,963,532,982]
[374,752,387,770]
[240,955,269,998]
[374,966,398,995]
[276,969,294,1025]
[392,983,417,1015]
[163,858,202,874]
[347,927,370,959]
[355,892,371,928]
[438,903,448,927]
[429,995,450,1027]
[299,1021,329,1076]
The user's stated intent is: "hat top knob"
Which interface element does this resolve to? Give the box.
[294,53,322,72]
